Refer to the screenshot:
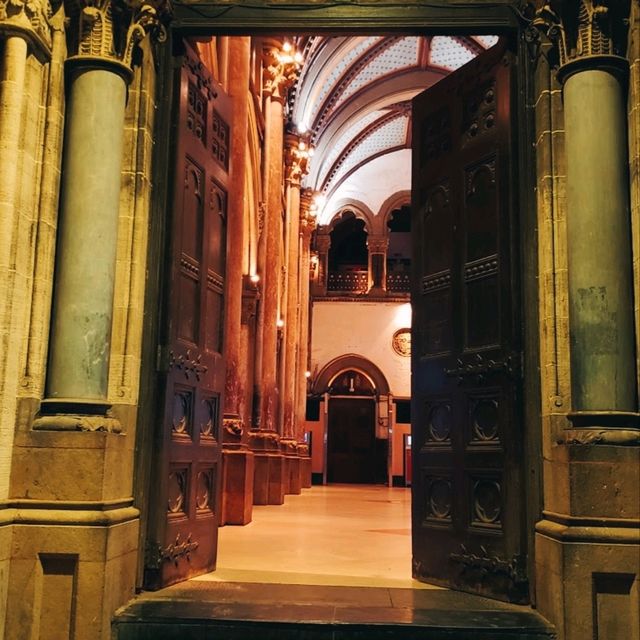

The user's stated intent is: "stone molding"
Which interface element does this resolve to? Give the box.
[0,0,53,58]
[536,517,640,544]
[533,1,630,74]
[64,0,168,78]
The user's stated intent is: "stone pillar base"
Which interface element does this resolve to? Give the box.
[267,452,286,505]
[248,431,282,505]
[297,443,312,488]
[535,524,640,640]
[221,447,254,525]
[281,438,301,495]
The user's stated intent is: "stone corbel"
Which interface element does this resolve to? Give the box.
[0,0,53,60]
[64,0,170,79]
[299,188,317,238]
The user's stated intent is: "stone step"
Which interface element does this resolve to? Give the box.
[113,581,556,640]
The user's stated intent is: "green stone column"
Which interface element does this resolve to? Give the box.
[560,55,639,429]
[46,65,127,404]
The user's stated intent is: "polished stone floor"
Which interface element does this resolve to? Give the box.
[200,484,432,588]
[115,485,555,639]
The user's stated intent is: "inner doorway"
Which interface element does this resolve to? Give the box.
[327,398,378,484]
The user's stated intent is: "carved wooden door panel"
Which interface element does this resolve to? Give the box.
[411,41,527,603]
[145,42,230,589]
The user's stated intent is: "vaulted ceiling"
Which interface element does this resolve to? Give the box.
[289,35,498,224]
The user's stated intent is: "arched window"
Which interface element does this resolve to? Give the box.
[386,205,411,293]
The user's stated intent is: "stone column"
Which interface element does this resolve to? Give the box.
[296,191,316,488]
[35,0,164,429]
[533,5,640,639]
[281,132,310,495]
[249,40,299,505]
[220,36,254,526]
[313,231,331,296]
[367,235,389,294]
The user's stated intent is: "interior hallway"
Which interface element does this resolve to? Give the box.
[199,485,434,589]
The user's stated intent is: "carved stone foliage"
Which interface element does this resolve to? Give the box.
[533,1,631,70]
[284,132,311,185]
[299,189,317,238]
[0,0,52,56]
[262,43,300,102]
[64,0,169,74]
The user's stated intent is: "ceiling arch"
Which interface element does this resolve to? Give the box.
[290,34,498,213]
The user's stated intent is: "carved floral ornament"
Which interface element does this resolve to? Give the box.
[262,40,302,102]
[0,0,53,57]
[284,132,312,185]
[64,0,170,76]
[532,0,631,71]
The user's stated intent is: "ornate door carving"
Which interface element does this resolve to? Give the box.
[411,40,527,603]
[145,42,229,589]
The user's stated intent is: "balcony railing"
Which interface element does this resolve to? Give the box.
[327,269,368,294]
[386,271,411,293]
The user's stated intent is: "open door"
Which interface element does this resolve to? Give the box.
[411,40,527,603]
[144,41,230,589]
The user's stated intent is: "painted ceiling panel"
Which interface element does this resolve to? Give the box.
[428,36,477,70]
[333,37,421,112]
[324,114,410,195]
[313,110,384,189]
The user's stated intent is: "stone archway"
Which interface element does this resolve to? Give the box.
[312,353,391,397]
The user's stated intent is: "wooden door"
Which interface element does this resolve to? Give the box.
[327,398,376,484]
[144,42,230,590]
[411,40,527,603]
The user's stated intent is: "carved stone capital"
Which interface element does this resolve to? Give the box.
[284,132,311,185]
[0,0,53,59]
[262,43,300,103]
[533,1,630,76]
[299,188,317,238]
[65,0,169,79]
[367,235,389,254]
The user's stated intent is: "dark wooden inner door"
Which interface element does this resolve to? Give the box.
[144,41,230,590]
[327,398,387,484]
[411,40,527,603]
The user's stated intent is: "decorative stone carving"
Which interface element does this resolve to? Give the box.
[0,0,52,57]
[284,132,312,185]
[392,328,411,357]
[367,235,389,254]
[533,1,630,71]
[262,41,300,102]
[223,416,243,438]
[65,0,169,76]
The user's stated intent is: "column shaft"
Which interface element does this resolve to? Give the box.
[47,67,127,401]
[283,183,301,439]
[260,96,284,432]
[221,36,254,526]
[563,62,638,415]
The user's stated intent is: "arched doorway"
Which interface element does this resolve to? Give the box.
[313,355,392,485]
[326,370,385,484]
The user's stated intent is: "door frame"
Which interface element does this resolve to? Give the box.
[135,4,542,599]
